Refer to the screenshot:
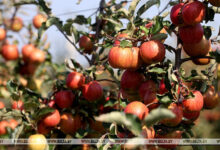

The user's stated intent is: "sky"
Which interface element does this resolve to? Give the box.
[7,0,220,67]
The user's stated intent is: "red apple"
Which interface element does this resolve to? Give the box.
[203,86,219,109]
[124,101,149,120]
[22,44,36,62]
[161,103,183,127]
[66,72,85,90]
[54,90,75,109]
[170,3,184,25]
[10,17,23,32]
[179,23,203,44]
[79,35,94,54]
[140,40,165,64]
[120,70,145,93]
[12,100,24,111]
[182,1,205,25]
[82,81,103,101]
[33,14,47,29]
[0,28,6,41]
[2,44,19,60]
[0,101,5,109]
[183,91,204,112]
[43,109,60,127]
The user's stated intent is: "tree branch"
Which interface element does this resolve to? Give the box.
[55,25,92,66]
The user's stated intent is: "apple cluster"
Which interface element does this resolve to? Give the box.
[171,1,211,65]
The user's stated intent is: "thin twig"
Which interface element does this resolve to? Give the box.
[56,26,92,65]
[158,0,172,16]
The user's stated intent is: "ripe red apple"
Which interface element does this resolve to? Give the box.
[19,63,38,75]
[147,98,159,111]
[170,3,184,25]
[120,70,145,93]
[161,103,183,127]
[155,130,182,149]
[12,100,24,111]
[203,86,219,109]
[29,49,45,63]
[183,91,204,112]
[183,111,200,124]
[82,81,103,101]
[179,23,203,44]
[158,79,168,94]
[140,40,165,64]
[182,1,205,25]
[143,91,158,105]
[8,119,19,129]
[79,35,94,54]
[192,57,211,65]
[66,72,85,90]
[183,36,211,57]
[139,80,157,100]
[54,90,75,108]
[209,0,220,7]
[129,47,142,70]
[22,44,36,62]
[124,101,149,120]
[0,28,6,41]
[108,47,141,69]
[2,44,19,60]
[114,33,130,46]
[10,17,23,32]
[89,119,106,134]
[141,126,155,139]
[60,113,81,134]
[33,14,47,29]
[43,109,60,127]
[0,121,9,135]
[37,121,51,135]
[0,101,5,109]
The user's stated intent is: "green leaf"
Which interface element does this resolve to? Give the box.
[103,18,123,29]
[1,110,23,119]
[6,80,18,93]
[105,65,114,77]
[157,95,172,104]
[11,124,24,139]
[192,145,206,150]
[151,16,163,35]
[24,101,39,111]
[128,0,141,16]
[33,107,55,120]
[140,26,150,35]
[73,15,89,25]
[144,108,175,127]
[48,145,56,150]
[210,50,220,63]
[203,26,212,40]
[137,0,160,17]
[75,129,89,138]
[95,112,142,136]
[150,33,167,41]
[38,0,51,14]
[204,7,215,23]
[120,40,133,48]
[148,67,166,74]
